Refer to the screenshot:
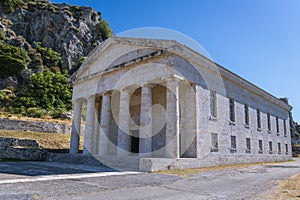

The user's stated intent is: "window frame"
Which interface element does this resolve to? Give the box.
[211,133,219,152]
[210,91,217,119]
[267,113,271,132]
[244,104,250,127]
[278,143,281,154]
[257,109,261,130]
[258,140,263,154]
[229,98,235,123]
[246,138,251,153]
[269,141,273,154]
[230,135,237,153]
[276,116,280,135]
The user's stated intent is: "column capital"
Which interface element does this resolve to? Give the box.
[101,91,112,97]
[164,76,183,83]
[139,82,155,88]
[118,87,131,94]
[86,95,96,101]
[74,98,84,104]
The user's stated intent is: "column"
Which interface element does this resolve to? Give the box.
[117,89,131,156]
[99,93,111,156]
[83,95,95,155]
[139,85,152,157]
[165,78,180,158]
[70,99,83,154]
[93,99,100,155]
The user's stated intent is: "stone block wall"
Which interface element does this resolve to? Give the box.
[0,118,83,134]
[0,137,47,161]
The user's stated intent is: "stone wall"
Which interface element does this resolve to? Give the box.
[0,137,47,161]
[0,118,74,134]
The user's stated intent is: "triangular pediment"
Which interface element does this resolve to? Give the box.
[69,37,213,83]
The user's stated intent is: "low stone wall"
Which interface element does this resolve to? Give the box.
[0,118,73,134]
[47,153,140,170]
[140,154,292,172]
[0,137,47,161]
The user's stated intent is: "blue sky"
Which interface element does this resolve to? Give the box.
[52,0,300,122]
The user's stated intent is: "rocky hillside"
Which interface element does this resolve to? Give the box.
[0,0,112,118]
[0,0,112,87]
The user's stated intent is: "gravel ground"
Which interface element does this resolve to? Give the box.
[0,159,299,200]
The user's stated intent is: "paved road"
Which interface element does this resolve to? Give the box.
[0,159,300,200]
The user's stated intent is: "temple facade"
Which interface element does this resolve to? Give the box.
[69,37,292,171]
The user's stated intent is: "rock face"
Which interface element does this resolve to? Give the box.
[0,0,110,73]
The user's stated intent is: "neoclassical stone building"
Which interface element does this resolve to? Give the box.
[69,37,292,171]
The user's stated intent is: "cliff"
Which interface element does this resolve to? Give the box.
[0,0,112,84]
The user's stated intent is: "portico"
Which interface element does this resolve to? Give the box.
[69,78,196,159]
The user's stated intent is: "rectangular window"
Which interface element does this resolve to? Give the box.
[258,140,263,154]
[245,104,249,126]
[278,143,281,154]
[285,144,289,154]
[210,91,217,118]
[267,113,271,132]
[284,119,287,137]
[269,141,273,154]
[230,135,237,153]
[257,109,261,129]
[229,98,235,122]
[276,117,280,134]
[246,138,251,153]
[211,133,218,152]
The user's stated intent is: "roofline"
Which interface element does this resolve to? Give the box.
[70,36,292,111]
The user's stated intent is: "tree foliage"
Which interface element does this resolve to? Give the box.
[98,20,113,40]
[35,42,62,69]
[0,0,24,13]
[0,43,29,77]
[14,71,72,117]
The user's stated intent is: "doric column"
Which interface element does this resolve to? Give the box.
[70,99,83,154]
[83,95,95,155]
[117,88,131,156]
[99,93,111,156]
[165,78,180,158]
[139,84,152,157]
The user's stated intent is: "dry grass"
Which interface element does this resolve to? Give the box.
[156,161,295,176]
[0,112,72,124]
[0,130,83,151]
[273,173,300,200]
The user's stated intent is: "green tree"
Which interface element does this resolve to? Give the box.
[35,42,62,69]
[98,20,113,40]
[15,71,72,117]
[0,0,24,13]
[0,43,29,77]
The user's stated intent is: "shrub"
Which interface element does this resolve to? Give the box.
[0,0,24,13]
[98,19,113,40]
[0,55,26,77]
[26,107,46,118]
[34,42,62,69]
[14,71,72,117]
[0,30,6,40]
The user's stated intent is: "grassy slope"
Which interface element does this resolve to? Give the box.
[274,173,300,199]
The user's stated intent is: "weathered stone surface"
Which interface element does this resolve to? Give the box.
[0,118,75,134]
[0,137,47,161]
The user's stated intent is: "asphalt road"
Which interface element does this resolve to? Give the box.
[0,159,300,200]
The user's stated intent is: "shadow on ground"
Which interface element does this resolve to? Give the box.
[0,161,118,176]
